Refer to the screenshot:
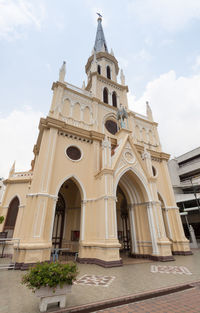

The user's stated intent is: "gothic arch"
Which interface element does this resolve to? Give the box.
[4,196,20,236]
[56,175,86,200]
[112,91,117,107]
[103,87,109,104]
[106,65,111,79]
[73,102,81,120]
[83,106,91,124]
[115,167,152,203]
[97,64,101,75]
[62,98,71,117]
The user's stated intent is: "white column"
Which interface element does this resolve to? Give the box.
[128,204,138,253]
[163,208,172,240]
[147,202,159,255]
[80,200,86,241]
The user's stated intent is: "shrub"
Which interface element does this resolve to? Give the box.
[21,262,78,292]
[0,216,4,224]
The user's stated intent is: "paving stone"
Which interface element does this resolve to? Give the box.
[0,250,200,313]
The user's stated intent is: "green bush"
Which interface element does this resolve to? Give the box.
[0,216,4,224]
[21,262,78,292]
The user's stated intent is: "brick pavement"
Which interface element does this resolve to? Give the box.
[97,286,200,313]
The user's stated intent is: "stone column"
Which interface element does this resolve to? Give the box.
[128,204,138,254]
[147,202,159,255]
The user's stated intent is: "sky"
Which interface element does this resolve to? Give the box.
[0,0,200,177]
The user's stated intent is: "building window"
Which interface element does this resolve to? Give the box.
[107,66,111,79]
[71,230,80,241]
[105,119,118,135]
[97,65,101,75]
[152,166,157,177]
[66,146,81,161]
[4,197,19,231]
[103,88,109,104]
[112,92,117,107]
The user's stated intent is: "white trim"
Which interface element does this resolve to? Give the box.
[6,194,21,208]
[80,201,86,241]
[165,209,173,240]
[56,175,86,200]
[41,129,51,191]
[164,206,179,210]
[105,198,108,239]
[153,205,161,239]
[114,166,152,202]
[130,206,138,253]
[27,193,58,200]
[45,129,57,192]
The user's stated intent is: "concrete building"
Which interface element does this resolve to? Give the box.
[0,17,191,269]
[168,147,200,239]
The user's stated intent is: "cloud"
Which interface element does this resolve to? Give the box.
[0,107,43,177]
[192,55,200,71]
[129,0,200,31]
[129,70,200,157]
[0,0,46,40]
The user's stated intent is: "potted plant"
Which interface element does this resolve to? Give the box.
[22,261,78,312]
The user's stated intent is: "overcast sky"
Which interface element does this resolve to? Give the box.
[1,0,200,177]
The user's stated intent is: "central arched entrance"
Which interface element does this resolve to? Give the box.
[116,169,153,261]
[116,186,131,252]
[52,178,82,254]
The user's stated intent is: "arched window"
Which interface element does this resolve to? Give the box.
[103,88,109,104]
[4,196,19,233]
[112,92,117,107]
[107,66,111,79]
[97,65,101,75]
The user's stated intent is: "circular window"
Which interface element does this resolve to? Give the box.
[66,146,81,161]
[105,120,118,135]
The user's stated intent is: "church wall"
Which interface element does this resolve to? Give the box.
[0,182,28,233]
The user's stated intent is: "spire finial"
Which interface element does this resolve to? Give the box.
[9,161,15,177]
[146,101,154,121]
[94,13,108,53]
[120,69,125,85]
[59,61,66,82]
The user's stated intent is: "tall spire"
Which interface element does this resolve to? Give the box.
[94,17,108,53]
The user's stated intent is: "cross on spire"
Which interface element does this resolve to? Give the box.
[94,15,108,53]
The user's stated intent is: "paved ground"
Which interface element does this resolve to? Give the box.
[1,249,200,313]
[97,286,200,313]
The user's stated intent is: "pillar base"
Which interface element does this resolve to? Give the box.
[130,253,175,262]
[77,257,122,267]
[172,251,193,256]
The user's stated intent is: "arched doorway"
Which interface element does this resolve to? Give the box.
[52,178,82,254]
[116,186,131,252]
[116,169,153,259]
[4,196,19,238]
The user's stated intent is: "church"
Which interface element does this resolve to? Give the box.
[0,17,191,269]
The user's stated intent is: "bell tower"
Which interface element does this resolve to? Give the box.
[85,16,129,109]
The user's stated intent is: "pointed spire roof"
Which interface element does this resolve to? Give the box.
[94,17,108,53]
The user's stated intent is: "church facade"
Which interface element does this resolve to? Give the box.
[0,17,191,268]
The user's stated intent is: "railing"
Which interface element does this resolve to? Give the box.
[0,238,20,270]
[66,82,93,97]
[12,172,33,178]
[134,113,149,121]
[179,158,200,168]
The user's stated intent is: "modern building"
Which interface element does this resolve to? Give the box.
[0,17,191,269]
[168,147,200,239]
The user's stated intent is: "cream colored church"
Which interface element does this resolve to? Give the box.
[0,17,191,269]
